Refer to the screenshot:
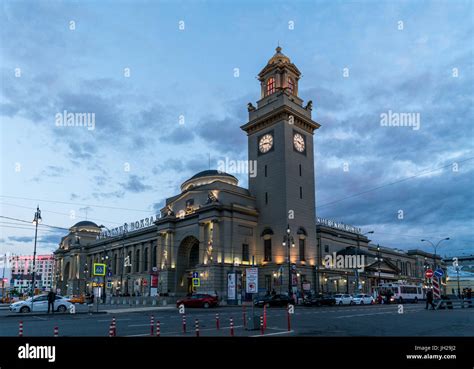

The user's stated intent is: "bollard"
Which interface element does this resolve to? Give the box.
[195,319,200,337]
[112,316,117,336]
[216,313,220,330]
[150,315,155,336]
[109,323,114,337]
[182,314,186,334]
[287,308,291,331]
[243,305,246,328]
[18,321,23,337]
[230,317,234,337]
[260,315,264,335]
[156,321,160,337]
[263,304,267,329]
[54,326,59,337]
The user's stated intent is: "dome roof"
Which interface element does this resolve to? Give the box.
[267,46,291,65]
[71,221,100,228]
[181,170,238,192]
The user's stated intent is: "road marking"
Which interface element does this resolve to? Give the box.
[34,316,47,321]
[128,323,165,327]
[124,325,245,337]
[251,330,293,337]
[97,318,131,322]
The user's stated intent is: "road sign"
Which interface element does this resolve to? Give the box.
[93,263,106,276]
[192,278,200,287]
[106,282,112,288]
[434,268,444,278]
[425,269,433,278]
[192,272,199,278]
[107,270,112,277]
[246,268,258,294]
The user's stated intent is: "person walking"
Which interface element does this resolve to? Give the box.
[425,289,435,310]
[47,290,56,314]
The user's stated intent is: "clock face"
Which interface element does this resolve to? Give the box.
[293,133,305,152]
[259,134,273,153]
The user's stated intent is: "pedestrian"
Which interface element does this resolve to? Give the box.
[47,290,56,314]
[425,289,435,310]
[467,288,472,308]
[271,289,276,296]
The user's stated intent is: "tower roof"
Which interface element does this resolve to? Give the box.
[258,46,301,78]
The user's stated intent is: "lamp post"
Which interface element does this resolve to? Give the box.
[421,238,450,270]
[282,224,295,298]
[83,263,89,295]
[421,238,449,295]
[355,231,374,294]
[30,206,42,311]
[375,244,383,289]
[455,265,461,298]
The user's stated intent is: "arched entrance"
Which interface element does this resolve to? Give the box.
[176,236,200,294]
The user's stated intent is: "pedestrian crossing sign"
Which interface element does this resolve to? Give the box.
[192,278,200,287]
[93,263,106,276]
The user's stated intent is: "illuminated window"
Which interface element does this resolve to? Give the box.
[266,77,275,96]
[288,77,295,94]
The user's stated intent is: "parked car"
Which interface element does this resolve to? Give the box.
[176,294,219,308]
[254,294,295,307]
[9,294,73,313]
[334,294,353,305]
[303,293,336,306]
[352,294,375,305]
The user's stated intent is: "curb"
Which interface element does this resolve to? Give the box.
[4,312,108,318]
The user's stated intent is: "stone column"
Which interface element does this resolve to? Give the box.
[199,222,206,264]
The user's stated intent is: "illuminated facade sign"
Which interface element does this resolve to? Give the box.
[97,215,160,239]
[316,217,361,235]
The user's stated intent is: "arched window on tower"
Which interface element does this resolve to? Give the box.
[288,77,295,95]
[266,77,275,96]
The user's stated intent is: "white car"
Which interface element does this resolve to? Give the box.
[352,294,375,305]
[9,294,74,313]
[334,294,353,305]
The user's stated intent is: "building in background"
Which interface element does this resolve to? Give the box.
[9,254,55,293]
[444,255,474,295]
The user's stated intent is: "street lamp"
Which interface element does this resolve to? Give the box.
[355,231,374,294]
[421,238,450,270]
[30,206,42,311]
[375,244,383,289]
[83,263,89,295]
[283,224,295,298]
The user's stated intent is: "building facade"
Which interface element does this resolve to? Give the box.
[9,254,55,293]
[54,47,443,300]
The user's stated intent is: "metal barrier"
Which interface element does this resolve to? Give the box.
[435,298,473,310]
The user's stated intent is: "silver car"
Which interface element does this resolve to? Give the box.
[9,294,73,313]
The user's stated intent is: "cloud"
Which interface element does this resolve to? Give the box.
[8,236,34,243]
[119,175,152,193]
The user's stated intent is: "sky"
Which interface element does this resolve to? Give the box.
[0,0,473,258]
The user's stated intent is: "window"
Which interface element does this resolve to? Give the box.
[265,165,267,177]
[299,164,302,176]
[152,244,157,268]
[300,186,303,199]
[242,244,249,262]
[324,245,329,253]
[299,239,305,261]
[266,77,275,96]
[288,77,295,94]
[135,249,140,273]
[144,248,149,271]
[265,192,268,204]
[264,239,272,261]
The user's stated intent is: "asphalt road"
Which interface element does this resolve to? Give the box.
[0,303,472,337]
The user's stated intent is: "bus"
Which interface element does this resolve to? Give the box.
[377,282,424,303]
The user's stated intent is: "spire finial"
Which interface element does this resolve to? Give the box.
[276,43,282,53]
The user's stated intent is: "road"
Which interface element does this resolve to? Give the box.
[0,303,472,337]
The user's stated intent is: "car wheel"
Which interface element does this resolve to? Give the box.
[399,297,403,304]
[20,306,30,313]
[338,301,342,305]
[414,297,418,304]
[203,302,210,308]
[57,305,67,313]
[360,300,364,305]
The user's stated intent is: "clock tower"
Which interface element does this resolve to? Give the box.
[241,47,321,285]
